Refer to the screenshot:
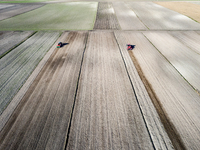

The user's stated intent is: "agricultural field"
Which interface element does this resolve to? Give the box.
[0,31,60,115]
[0,4,44,20]
[0,2,98,31]
[0,31,33,58]
[1,1,200,150]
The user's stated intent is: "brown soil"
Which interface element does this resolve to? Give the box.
[0,31,88,149]
[155,2,200,23]
[94,2,120,30]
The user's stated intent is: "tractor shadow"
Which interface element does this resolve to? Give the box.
[60,43,69,48]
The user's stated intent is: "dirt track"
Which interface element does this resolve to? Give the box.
[1,1,200,150]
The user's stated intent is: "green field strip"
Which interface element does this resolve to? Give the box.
[0,31,60,115]
[0,2,98,31]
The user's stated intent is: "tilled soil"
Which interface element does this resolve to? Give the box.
[1,1,200,150]
[94,2,120,30]
[0,32,87,149]
[0,32,59,115]
[67,31,157,149]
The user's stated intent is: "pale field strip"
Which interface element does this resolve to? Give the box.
[144,31,200,95]
[0,32,60,115]
[94,2,120,30]
[67,31,172,149]
[112,2,147,30]
[169,31,200,55]
[114,31,174,150]
[155,1,200,23]
[127,2,200,30]
[0,32,87,149]
[0,4,13,9]
[124,31,200,149]
[191,1,200,5]
[0,31,33,58]
[0,4,44,21]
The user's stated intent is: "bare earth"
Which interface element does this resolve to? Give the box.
[1,1,200,150]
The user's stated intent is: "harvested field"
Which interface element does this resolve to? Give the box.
[0,31,60,115]
[0,31,87,149]
[0,2,97,31]
[0,31,33,58]
[127,2,200,30]
[116,31,200,149]
[67,31,172,149]
[112,2,147,30]
[144,31,200,93]
[0,4,44,21]
[155,2,200,23]
[94,2,120,30]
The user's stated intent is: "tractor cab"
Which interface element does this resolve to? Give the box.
[57,42,63,48]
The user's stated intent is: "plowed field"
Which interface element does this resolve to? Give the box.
[1,1,200,150]
[94,2,120,30]
[0,32,60,115]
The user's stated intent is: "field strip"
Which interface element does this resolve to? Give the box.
[123,31,200,149]
[0,4,13,9]
[0,31,34,58]
[112,2,147,30]
[66,31,169,149]
[0,2,97,31]
[190,1,200,5]
[127,2,200,30]
[0,31,60,115]
[169,31,200,55]
[114,31,173,150]
[155,1,200,23]
[0,32,68,132]
[0,4,44,21]
[144,31,200,94]
[0,31,88,149]
[94,2,120,30]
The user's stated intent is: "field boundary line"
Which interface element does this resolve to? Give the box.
[0,31,67,132]
[64,31,89,150]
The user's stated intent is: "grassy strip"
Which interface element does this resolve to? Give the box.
[0,31,60,115]
[0,2,98,31]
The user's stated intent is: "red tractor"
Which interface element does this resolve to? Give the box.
[127,44,134,50]
[57,42,63,48]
